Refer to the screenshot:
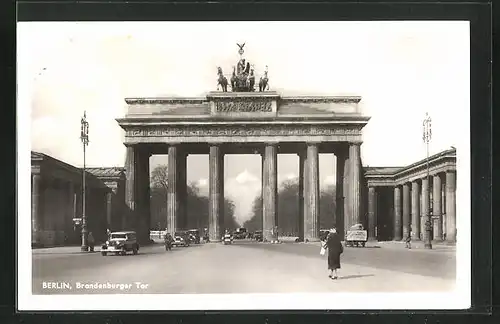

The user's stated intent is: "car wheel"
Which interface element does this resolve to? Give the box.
[115,252,120,256]
[133,247,138,255]
[101,252,107,256]
[121,251,126,256]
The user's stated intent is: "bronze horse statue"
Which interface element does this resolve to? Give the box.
[259,71,269,92]
[217,67,228,92]
[230,66,237,91]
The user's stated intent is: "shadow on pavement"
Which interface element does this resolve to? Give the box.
[337,274,375,280]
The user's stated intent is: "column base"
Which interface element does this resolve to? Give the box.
[80,245,89,252]
[423,243,433,249]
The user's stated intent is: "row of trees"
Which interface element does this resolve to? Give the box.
[243,180,338,235]
[150,165,240,230]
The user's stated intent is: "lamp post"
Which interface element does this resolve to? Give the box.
[80,111,90,252]
[422,112,433,249]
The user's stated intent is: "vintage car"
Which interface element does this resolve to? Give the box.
[345,224,368,247]
[101,231,139,256]
[254,230,263,242]
[233,227,248,239]
[187,229,201,244]
[172,231,191,247]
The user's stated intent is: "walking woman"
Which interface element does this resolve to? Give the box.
[325,228,343,279]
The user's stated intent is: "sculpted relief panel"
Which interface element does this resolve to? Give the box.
[214,99,272,113]
[126,124,362,137]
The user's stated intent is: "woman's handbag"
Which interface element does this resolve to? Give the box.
[320,242,327,256]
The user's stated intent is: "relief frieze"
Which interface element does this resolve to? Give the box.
[126,98,207,105]
[280,97,361,104]
[127,125,361,137]
[214,99,272,113]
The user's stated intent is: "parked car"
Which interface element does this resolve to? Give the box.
[233,227,248,239]
[187,229,201,244]
[254,230,263,242]
[345,223,368,247]
[101,231,139,256]
[172,231,191,247]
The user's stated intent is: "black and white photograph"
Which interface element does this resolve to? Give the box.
[18,21,471,310]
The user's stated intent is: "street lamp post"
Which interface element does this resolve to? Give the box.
[422,112,433,249]
[80,111,90,252]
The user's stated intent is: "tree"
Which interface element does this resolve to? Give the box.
[319,185,336,230]
[150,165,239,231]
[244,180,337,235]
[151,164,169,190]
[277,180,300,236]
[244,194,262,232]
[150,165,169,230]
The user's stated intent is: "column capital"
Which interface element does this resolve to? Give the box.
[306,141,321,146]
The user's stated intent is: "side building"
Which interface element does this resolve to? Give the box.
[31,151,126,247]
[363,148,457,243]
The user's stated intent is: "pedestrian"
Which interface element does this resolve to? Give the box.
[405,226,412,249]
[164,232,173,251]
[325,228,343,279]
[87,232,95,252]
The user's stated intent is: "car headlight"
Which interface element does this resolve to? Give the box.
[106,241,109,245]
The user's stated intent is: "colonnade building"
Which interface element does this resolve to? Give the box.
[364,148,457,243]
[31,151,126,247]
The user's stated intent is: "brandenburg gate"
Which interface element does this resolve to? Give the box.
[117,45,370,244]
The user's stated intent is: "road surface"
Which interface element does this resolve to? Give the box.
[32,240,455,294]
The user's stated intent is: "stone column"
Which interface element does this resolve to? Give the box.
[433,174,443,240]
[343,152,350,237]
[262,144,278,242]
[167,145,178,236]
[302,150,309,240]
[348,143,361,228]
[304,143,319,242]
[106,191,113,230]
[367,186,376,241]
[445,171,456,242]
[393,186,402,240]
[335,146,347,238]
[32,174,41,247]
[209,145,224,241]
[298,151,305,241]
[421,177,431,244]
[135,148,151,244]
[177,150,187,230]
[411,181,421,240]
[125,145,137,229]
[402,183,411,240]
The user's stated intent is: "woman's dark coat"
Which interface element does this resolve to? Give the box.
[326,232,343,270]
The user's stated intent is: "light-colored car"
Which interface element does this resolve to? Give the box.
[345,224,368,247]
[172,232,190,247]
[101,231,139,256]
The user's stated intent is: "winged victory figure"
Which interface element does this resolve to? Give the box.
[237,42,246,55]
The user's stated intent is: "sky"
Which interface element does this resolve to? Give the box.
[18,21,470,225]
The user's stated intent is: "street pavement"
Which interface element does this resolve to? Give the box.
[32,240,455,294]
